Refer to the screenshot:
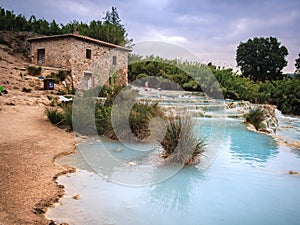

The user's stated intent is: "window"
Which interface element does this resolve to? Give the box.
[112,56,117,65]
[86,49,91,59]
[37,49,45,65]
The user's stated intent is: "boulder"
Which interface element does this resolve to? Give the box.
[288,170,299,175]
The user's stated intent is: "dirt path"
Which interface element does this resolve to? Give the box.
[0,105,75,225]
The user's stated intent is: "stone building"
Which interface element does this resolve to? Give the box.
[27,32,131,89]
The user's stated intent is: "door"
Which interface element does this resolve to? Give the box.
[37,49,45,65]
[83,71,93,89]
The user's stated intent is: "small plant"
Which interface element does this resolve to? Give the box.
[62,104,73,130]
[48,96,58,107]
[27,66,42,76]
[56,90,66,95]
[156,115,206,165]
[45,107,64,125]
[245,108,267,130]
[0,37,10,47]
[47,70,70,84]
[95,105,112,136]
[22,87,32,93]
[72,98,97,135]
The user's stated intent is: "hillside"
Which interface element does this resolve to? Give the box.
[0,31,75,225]
[0,31,66,107]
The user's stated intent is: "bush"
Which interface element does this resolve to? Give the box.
[46,70,70,84]
[0,37,10,47]
[72,98,98,135]
[27,66,42,76]
[45,107,64,125]
[129,102,164,140]
[245,108,267,130]
[156,115,206,165]
[95,105,112,135]
[22,87,32,93]
[62,104,73,130]
[104,102,164,142]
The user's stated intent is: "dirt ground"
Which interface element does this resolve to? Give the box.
[0,105,75,225]
[0,33,76,225]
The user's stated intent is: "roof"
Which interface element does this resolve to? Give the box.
[27,33,132,52]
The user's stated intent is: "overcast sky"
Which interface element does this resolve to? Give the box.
[1,0,299,72]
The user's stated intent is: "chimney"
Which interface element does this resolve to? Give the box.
[73,26,79,35]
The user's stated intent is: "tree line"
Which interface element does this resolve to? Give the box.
[128,51,300,115]
[0,6,132,46]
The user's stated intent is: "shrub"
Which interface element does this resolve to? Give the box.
[22,87,32,93]
[72,98,98,135]
[105,101,164,142]
[0,37,10,47]
[27,66,42,76]
[45,107,64,125]
[245,108,267,130]
[46,70,70,84]
[129,102,164,140]
[156,115,206,165]
[95,105,112,135]
[62,104,73,130]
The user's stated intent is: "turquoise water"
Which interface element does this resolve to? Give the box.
[48,118,300,225]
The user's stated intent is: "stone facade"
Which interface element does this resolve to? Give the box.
[28,34,131,89]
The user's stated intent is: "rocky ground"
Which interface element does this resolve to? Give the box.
[0,32,75,225]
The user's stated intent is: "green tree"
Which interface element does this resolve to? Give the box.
[102,7,133,46]
[236,37,288,82]
[103,6,122,26]
[0,6,132,47]
[295,53,300,78]
[49,20,62,35]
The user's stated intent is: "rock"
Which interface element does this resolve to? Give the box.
[246,123,256,132]
[128,161,136,166]
[6,102,15,106]
[72,194,81,200]
[288,170,299,175]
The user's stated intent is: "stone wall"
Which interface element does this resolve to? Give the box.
[30,36,129,88]
[67,37,129,87]
[30,37,72,69]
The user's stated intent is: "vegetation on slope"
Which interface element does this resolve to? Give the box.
[0,6,132,46]
[128,55,300,115]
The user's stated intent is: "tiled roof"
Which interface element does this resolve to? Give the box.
[27,34,132,52]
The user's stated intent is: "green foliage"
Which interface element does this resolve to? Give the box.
[72,98,98,135]
[0,36,10,46]
[26,66,42,75]
[46,70,70,84]
[0,6,132,47]
[45,107,64,125]
[45,104,73,130]
[245,108,267,130]
[236,37,288,82]
[128,54,300,115]
[271,78,300,115]
[95,105,112,135]
[102,87,164,141]
[75,84,164,141]
[157,116,206,165]
[129,102,164,140]
[128,55,219,92]
[295,53,300,76]
[22,87,32,93]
